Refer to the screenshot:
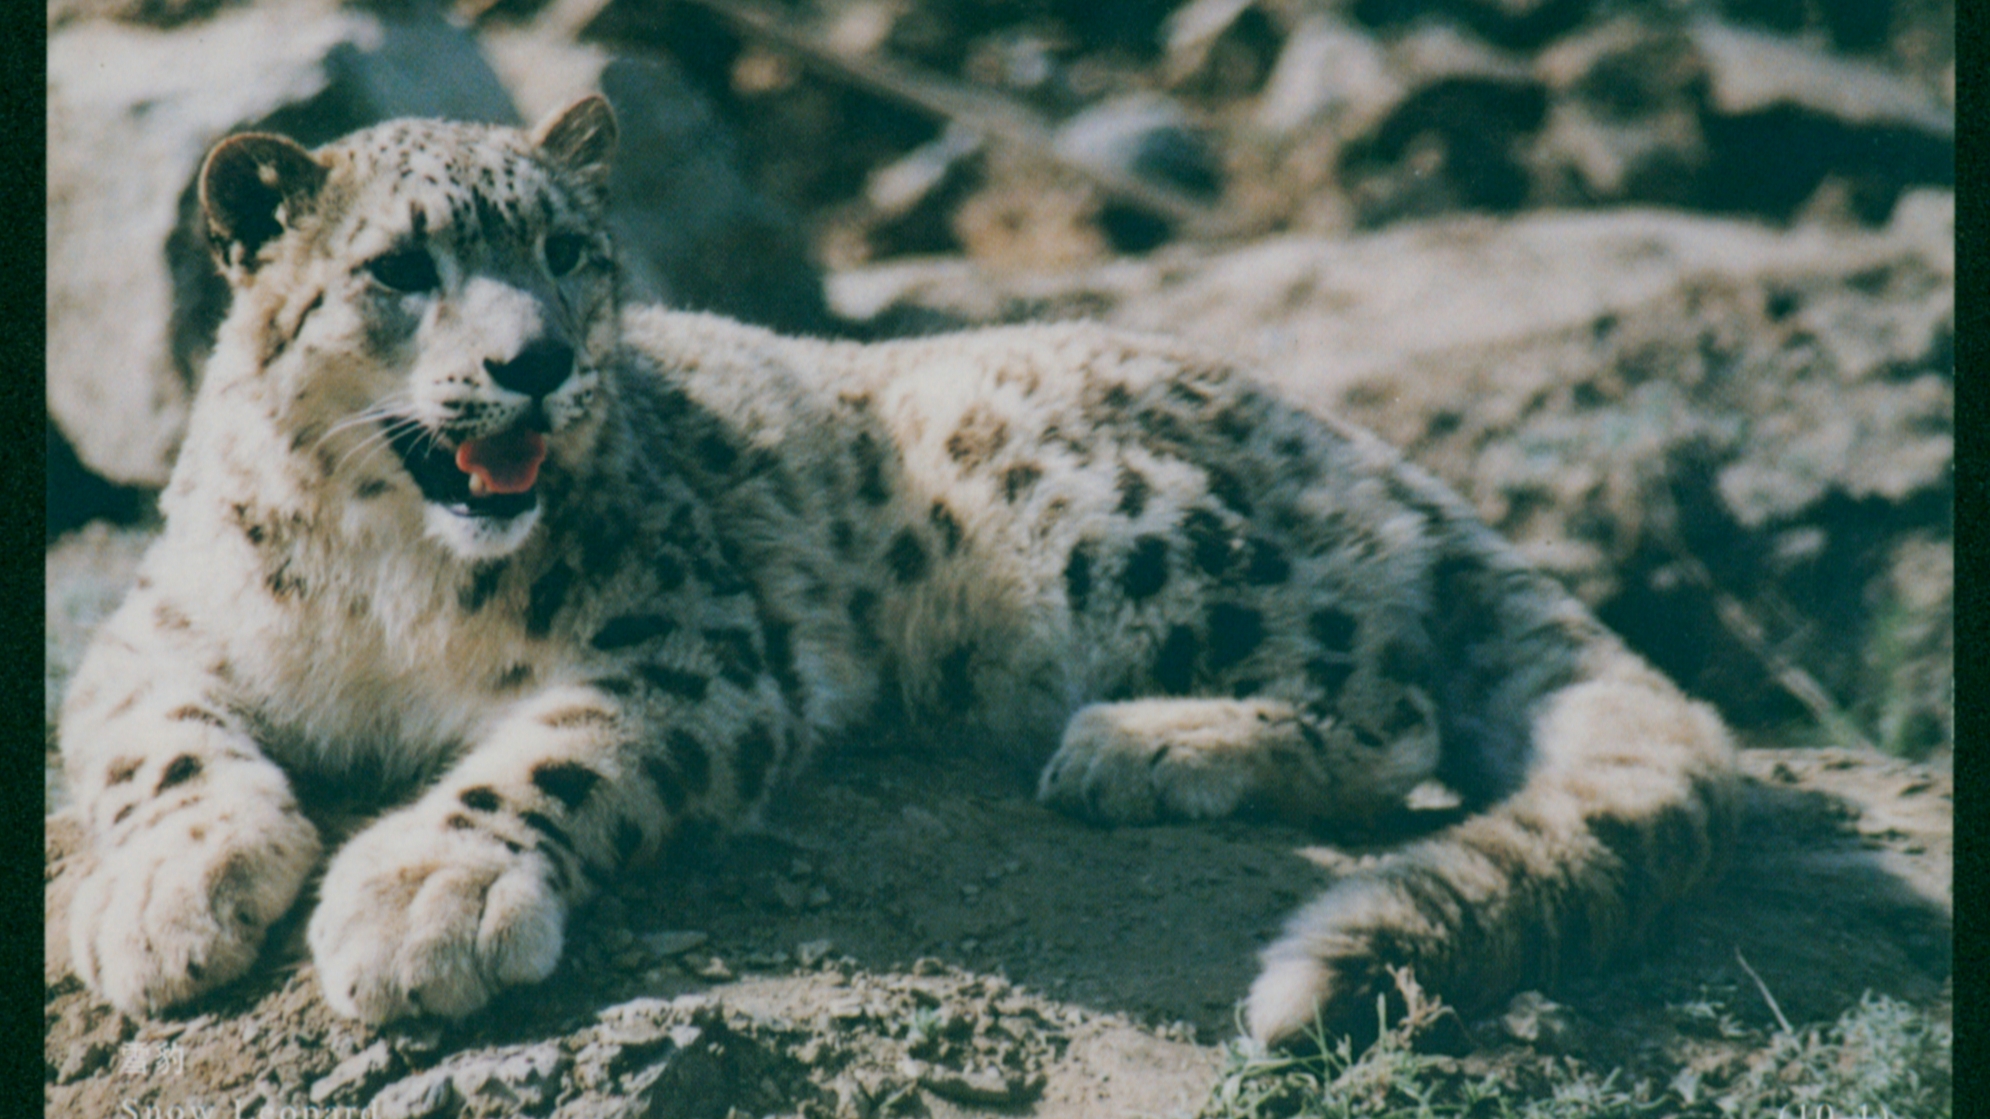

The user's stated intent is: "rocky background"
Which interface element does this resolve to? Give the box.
[46,0,1951,1115]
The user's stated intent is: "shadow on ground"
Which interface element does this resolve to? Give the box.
[46,740,1948,1118]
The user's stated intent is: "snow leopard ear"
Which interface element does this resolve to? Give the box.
[532,95,618,187]
[199,133,328,280]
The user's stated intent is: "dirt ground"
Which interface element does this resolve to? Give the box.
[44,735,1949,1118]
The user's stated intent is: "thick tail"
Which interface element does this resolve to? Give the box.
[1245,642,1738,1047]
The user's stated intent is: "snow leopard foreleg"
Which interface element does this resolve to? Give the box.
[60,599,322,1018]
[308,667,795,1023]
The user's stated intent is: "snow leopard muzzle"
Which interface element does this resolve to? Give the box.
[386,421,545,521]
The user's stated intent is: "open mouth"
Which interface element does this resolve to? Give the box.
[386,421,548,520]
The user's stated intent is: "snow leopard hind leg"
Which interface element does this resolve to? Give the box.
[1040,453,1737,1049]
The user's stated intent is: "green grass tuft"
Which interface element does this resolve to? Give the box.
[1199,973,1950,1119]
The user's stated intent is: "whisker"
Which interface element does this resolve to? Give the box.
[332,430,395,476]
[412,423,447,464]
[318,415,394,455]
[331,414,425,475]
[313,395,418,452]
[322,390,413,427]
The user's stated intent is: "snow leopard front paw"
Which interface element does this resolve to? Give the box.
[1039,698,1300,824]
[308,806,569,1023]
[69,783,321,1017]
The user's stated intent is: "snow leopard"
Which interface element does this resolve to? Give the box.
[57,95,1736,1045]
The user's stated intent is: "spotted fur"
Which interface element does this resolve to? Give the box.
[59,99,1735,1042]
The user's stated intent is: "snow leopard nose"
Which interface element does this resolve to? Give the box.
[485,339,575,399]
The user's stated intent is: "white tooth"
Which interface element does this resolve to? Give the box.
[469,475,490,498]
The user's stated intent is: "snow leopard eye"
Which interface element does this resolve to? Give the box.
[365,246,440,293]
[544,232,587,278]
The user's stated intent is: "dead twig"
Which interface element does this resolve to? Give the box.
[1734,947,1795,1034]
[458,0,613,37]
[1671,544,1877,752]
[1647,487,1877,753]
[682,0,1235,236]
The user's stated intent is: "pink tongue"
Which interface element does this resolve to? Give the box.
[455,429,548,495]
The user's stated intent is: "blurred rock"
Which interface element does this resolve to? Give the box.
[1692,18,1948,132]
[1339,200,1951,742]
[480,33,834,332]
[1162,0,1280,98]
[1529,19,1707,205]
[1317,12,1954,228]
[48,0,514,489]
[1390,19,1536,84]
[598,58,833,334]
[832,205,1934,402]
[46,520,155,760]
[853,122,985,261]
[1254,13,1402,138]
[1720,0,1904,54]
[960,30,1065,98]
[50,2,832,506]
[557,0,1951,256]
[1862,535,1951,756]
[1352,0,1597,52]
[47,418,148,541]
[48,0,238,31]
[1034,92,1227,254]
[1163,0,1255,75]
[1689,17,1952,221]
[1340,24,1548,222]
[1048,0,1182,60]
[866,123,983,219]
[367,1068,457,1119]
[950,153,1111,271]
[1052,92,1223,202]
